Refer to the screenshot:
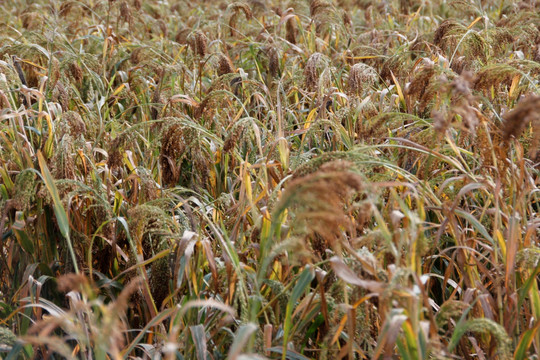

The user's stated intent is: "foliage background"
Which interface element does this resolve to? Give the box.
[0,0,539,359]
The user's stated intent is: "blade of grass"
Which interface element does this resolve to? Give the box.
[37,151,78,274]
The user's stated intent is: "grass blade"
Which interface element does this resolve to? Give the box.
[37,151,78,274]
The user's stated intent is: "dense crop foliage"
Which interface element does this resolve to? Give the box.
[0,0,539,358]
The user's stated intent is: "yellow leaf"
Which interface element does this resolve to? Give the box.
[467,16,482,29]
[244,166,252,203]
[509,75,521,98]
[303,108,318,130]
[495,230,506,259]
[390,71,407,112]
[19,59,47,70]
[112,83,126,96]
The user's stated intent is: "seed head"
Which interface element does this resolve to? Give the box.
[432,110,449,133]
[64,111,87,137]
[130,48,143,64]
[342,10,352,28]
[0,327,16,351]
[534,43,540,63]
[59,2,74,17]
[228,2,252,36]
[160,123,186,185]
[285,16,297,44]
[69,61,83,84]
[175,28,191,45]
[52,82,69,110]
[310,0,332,18]
[304,52,325,91]
[21,12,41,30]
[49,57,61,88]
[119,1,132,26]
[188,30,208,57]
[223,124,243,152]
[267,46,279,77]
[107,136,124,171]
[55,136,77,180]
[451,56,467,74]
[434,19,459,49]
[217,53,234,76]
[158,20,168,38]
[277,160,368,254]
[347,63,377,95]
[0,90,10,109]
[502,95,540,153]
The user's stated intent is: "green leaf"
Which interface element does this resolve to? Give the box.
[282,266,314,360]
[228,323,258,360]
[267,347,311,360]
[13,211,34,254]
[514,323,540,360]
[190,325,207,360]
[518,260,540,318]
[454,209,495,247]
[38,151,79,273]
[447,300,477,352]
